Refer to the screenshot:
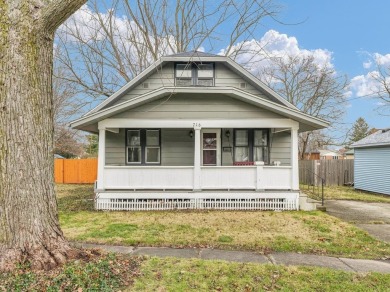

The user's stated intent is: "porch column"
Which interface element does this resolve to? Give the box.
[291,126,299,190]
[193,126,202,191]
[97,127,106,191]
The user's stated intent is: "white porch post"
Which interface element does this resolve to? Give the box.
[193,126,202,191]
[97,127,106,191]
[255,161,265,191]
[291,126,299,190]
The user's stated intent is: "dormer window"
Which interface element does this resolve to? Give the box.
[175,63,214,86]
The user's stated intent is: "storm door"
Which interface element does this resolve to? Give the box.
[201,129,221,166]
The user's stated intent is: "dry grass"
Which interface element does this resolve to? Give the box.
[7,184,386,290]
[61,211,340,248]
[301,184,390,203]
[57,184,390,259]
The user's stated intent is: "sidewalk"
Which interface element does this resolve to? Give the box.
[73,242,390,274]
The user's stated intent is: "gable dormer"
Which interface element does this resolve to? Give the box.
[88,51,297,114]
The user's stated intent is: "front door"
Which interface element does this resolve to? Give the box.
[201,129,221,166]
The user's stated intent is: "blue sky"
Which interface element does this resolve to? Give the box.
[260,0,390,130]
[70,1,390,134]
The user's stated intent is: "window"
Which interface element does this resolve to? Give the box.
[126,129,160,164]
[175,63,214,86]
[234,130,249,162]
[175,64,192,86]
[253,130,269,163]
[145,130,160,163]
[234,129,269,164]
[202,132,217,165]
[127,130,141,163]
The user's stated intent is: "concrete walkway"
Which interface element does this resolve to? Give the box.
[73,243,390,274]
[326,200,390,242]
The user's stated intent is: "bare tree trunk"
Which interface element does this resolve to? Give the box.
[0,0,85,271]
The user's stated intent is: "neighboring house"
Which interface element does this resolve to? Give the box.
[303,149,343,160]
[318,149,342,160]
[344,149,354,159]
[303,151,320,160]
[351,128,390,195]
[54,154,65,159]
[71,51,328,211]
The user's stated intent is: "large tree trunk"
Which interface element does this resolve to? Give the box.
[0,0,85,271]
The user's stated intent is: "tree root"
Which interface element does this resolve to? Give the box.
[0,241,90,272]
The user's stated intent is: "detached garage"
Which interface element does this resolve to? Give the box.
[351,129,390,195]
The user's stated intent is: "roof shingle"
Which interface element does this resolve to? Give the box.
[166,51,220,58]
[351,129,390,148]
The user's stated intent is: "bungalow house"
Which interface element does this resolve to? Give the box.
[351,128,390,195]
[70,51,328,211]
[319,149,342,160]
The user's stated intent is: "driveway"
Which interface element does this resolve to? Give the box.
[325,200,390,243]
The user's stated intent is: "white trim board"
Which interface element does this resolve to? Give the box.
[71,87,328,132]
[98,118,299,130]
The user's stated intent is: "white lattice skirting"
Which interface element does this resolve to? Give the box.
[95,193,299,211]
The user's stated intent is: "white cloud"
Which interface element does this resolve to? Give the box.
[374,53,390,66]
[350,74,376,97]
[363,60,372,69]
[57,5,177,69]
[349,53,390,98]
[344,90,353,98]
[219,30,334,74]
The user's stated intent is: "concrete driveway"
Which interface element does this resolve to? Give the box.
[325,200,390,242]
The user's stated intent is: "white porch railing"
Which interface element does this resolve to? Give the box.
[262,166,292,189]
[104,166,194,189]
[201,166,256,189]
[103,165,292,190]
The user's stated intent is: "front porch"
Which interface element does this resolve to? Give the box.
[95,118,300,211]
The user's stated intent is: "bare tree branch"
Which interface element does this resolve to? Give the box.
[54,0,282,121]
[258,54,349,158]
[39,0,86,33]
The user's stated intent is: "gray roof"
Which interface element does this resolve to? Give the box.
[167,51,220,58]
[351,129,390,148]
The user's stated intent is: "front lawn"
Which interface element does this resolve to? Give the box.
[2,254,390,291]
[57,184,390,260]
[132,257,390,291]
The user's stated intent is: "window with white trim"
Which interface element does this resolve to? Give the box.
[253,129,269,163]
[126,129,160,164]
[234,130,249,162]
[234,129,269,164]
[175,63,214,86]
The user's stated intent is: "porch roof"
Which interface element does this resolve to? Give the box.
[70,86,329,133]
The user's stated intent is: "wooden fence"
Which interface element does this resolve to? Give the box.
[299,160,354,186]
[55,158,98,184]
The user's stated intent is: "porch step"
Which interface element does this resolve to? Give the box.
[299,193,318,211]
